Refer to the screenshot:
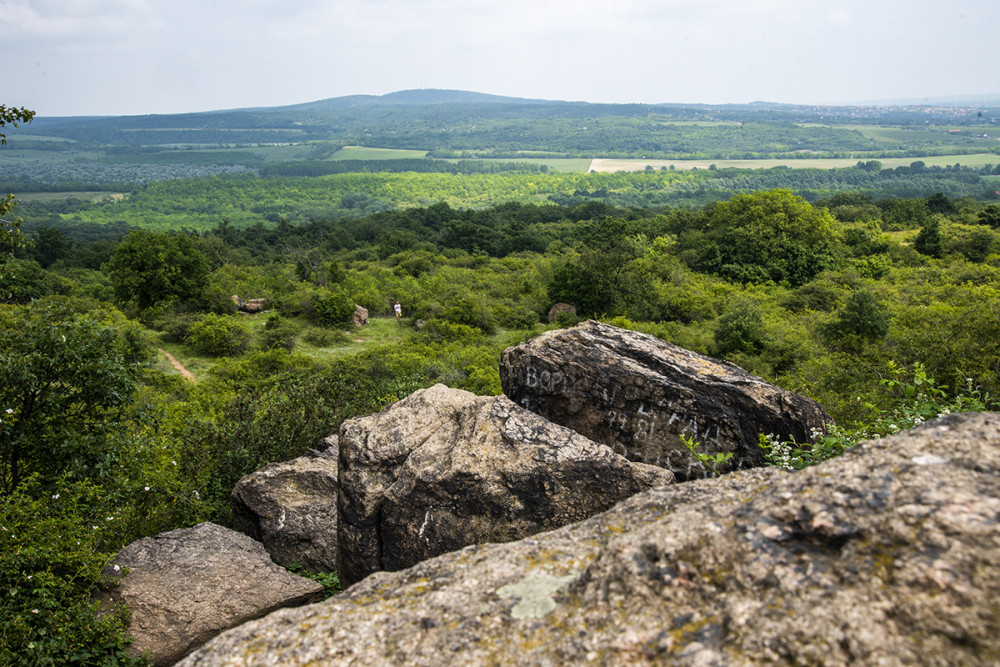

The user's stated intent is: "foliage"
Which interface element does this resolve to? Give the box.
[823,288,891,348]
[714,298,766,356]
[185,314,252,356]
[286,562,341,600]
[0,300,142,495]
[311,288,356,328]
[679,434,733,477]
[105,230,210,312]
[759,362,996,470]
[913,219,943,257]
[697,189,838,286]
[0,477,147,666]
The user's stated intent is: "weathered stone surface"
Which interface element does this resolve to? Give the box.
[181,412,1000,666]
[99,522,323,666]
[547,302,577,323]
[231,451,339,572]
[352,304,369,327]
[338,383,673,585]
[501,319,832,479]
[230,295,265,313]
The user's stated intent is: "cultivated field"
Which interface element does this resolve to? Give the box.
[588,153,1000,173]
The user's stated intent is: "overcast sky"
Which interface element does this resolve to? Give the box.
[5,0,998,118]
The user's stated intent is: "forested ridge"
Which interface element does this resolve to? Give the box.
[3,94,1000,663]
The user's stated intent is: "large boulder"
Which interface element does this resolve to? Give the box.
[352,304,368,327]
[338,383,673,585]
[501,319,832,479]
[181,412,1000,665]
[231,448,339,573]
[98,522,323,666]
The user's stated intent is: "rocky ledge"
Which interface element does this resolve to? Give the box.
[180,412,1000,666]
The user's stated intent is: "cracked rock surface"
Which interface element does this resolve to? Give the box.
[181,413,1000,666]
[337,383,673,585]
[501,320,833,480]
[98,522,323,666]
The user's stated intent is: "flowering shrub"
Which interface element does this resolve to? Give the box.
[758,362,996,470]
[0,477,146,665]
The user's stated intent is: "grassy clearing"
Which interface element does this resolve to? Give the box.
[152,316,417,378]
[16,191,126,202]
[330,146,429,160]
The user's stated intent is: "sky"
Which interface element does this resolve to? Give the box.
[5,0,999,118]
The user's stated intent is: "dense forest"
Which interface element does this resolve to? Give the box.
[3,94,1000,663]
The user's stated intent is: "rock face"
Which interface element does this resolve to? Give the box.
[337,383,674,585]
[501,320,832,479]
[99,522,323,666]
[180,412,1000,666]
[231,451,339,572]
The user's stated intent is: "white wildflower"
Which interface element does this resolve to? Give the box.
[144,486,150,492]
[51,493,59,500]
[31,609,38,614]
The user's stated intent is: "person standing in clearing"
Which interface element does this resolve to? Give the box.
[394,301,402,319]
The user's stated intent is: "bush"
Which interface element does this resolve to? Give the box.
[312,289,356,328]
[0,478,146,665]
[823,289,890,349]
[301,327,351,348]
[258,314,301,352]
[185,314,252,356]
[714,298,766,356]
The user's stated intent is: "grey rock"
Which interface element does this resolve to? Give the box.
[501,319,832,479]
[338,383,673,585]
[231,453,339,572]
[180,412,1000,666]
[99,522,322,666]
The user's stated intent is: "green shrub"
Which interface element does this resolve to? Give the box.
[312,289,356,328]
[258,314,301,352]
[301,327,351,348]
[0,478,147,665]
[186,314,252,356]
[714,298,766,356]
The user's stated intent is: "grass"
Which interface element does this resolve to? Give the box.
[150,315,416,379]
[330,146,429,160]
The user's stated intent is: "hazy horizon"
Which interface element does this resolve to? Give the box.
[6,0,998,117]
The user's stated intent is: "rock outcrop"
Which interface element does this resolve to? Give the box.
[338,383,673,585]
[501,320,832,479]
[181,412,1000,666]
[98,522,323,666]
[352,304,369,327]
[231,450,339,572]
[230,295,265,313]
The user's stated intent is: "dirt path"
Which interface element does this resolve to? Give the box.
[158,348,197,383]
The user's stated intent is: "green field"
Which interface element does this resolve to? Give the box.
[588,153,1000,172]
[330,146,429,160]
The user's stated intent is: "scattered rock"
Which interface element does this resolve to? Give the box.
[546,302,577,323]
[231,295,265,314]
[181,413,1000,666]
[338,383,673,585]
[352,304,368,327]
[231,452,339,573]
[99,522,323,666]
[501,320,832,479]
